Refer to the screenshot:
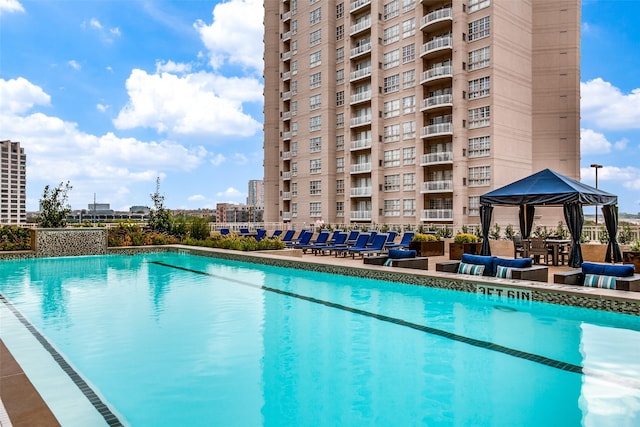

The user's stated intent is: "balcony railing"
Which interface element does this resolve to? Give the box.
[282,51,291,61]
[420,65,453,84]
[282,111,291,121]
[282,192,291,200]
[420,209,453,221]
[350,90,372,104]
[350,138,372,151]
[350,115,372,127]
[421,123,453,137]
[282,131,291,140]
[350,162,372,174]
[421,94,453,111]
[420,179,453,193]
[350,186,372,197]
[420,36,453,57]
[282,151,291,160]
[350,42,372,58]
[420,151,453,165]
[350,0,371,13]
[282,11,291,21]
[282,71,291,81]
[282,171,291,180]
[350,66,372,81]
[350,210,372,220]
[283,212,291,220]
[420,7,453,30]
[350,17,371,35]
[282,31,291,41]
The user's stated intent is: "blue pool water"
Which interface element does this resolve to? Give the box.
[1,253,639,426]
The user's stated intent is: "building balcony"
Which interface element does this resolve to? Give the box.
[282,151,291,160]
[282,131,291,141]
[282,71,291,81]
[420,180,453,193]
[282,192,291,200]
[282,51,291,61]
[350,162,372,174]
[350,210,372,221]
[282,31,291,41]
[420,151,453,166]
[421,94,453,112]
[350,17,371,36]
[350,138,372,151]
[282,171,291,180]
[420,36,453,59]
[282,91,291,101]
[420,209,453,221]
[283,212,291,221]
[350,66,372,82]
[350,186,372,197]
[282,111,291,121]
[420,7,453,32]
[282,11,291,22]
[350,43,372,59]
[350,90,371,105]
[421,123,453,138]
[350,115,372,128]
[350,0,371,13]
[420,65,453,85]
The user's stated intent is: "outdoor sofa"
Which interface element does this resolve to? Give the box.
[553,262,640,291]
[363,249,428,270]
[436,254,548,283]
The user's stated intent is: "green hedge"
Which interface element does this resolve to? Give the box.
[0,226,31,251]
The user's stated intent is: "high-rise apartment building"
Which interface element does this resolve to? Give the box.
[264,0,580,227]
[247,179,265,208]
[0,140,27,224]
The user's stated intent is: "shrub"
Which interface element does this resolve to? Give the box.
[412,233,439,242]
[618,223,634,244]
[489,223,501,240]
[454,233,480,244]
[189,217,210,240]
[38,181,72,228]
[504,224,515,240]
[630,240,640,252]
[0,226,30,251]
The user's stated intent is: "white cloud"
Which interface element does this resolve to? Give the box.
[0,77,51,114]
[68,60,81,70]
[113,69,262,137]
[210,153,226,166]
[216,187,243,198]
[194,0,263,73]
[188,194,206,202]
[580,165,640,190]
[156,60,192,74]
[96,103,108,112]
[233,153,248,165]
[82,17,121,43]
[0,0,24,14]
[581,78,640,129]
[89,18,102,29]
[580,128,612,155]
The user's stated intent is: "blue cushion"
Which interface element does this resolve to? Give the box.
[461,254,495,276]
[495,265,513,279]
[388,249,417,259]
[495,257,532,269]
[583,274,617,289]
[582,262,634,278]
[458,262,485,276]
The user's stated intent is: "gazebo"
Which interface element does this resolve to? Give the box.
[479,169,621,267]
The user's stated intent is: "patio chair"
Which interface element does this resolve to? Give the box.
[280,229,295,243]
[384,231,398,246]
[344,230,361,246]
[298,230,331,253]
[219,228,230,236]
[348,234,388,258]
[255,229,267,241]
[528,238,551,264]
[386,231,414,249]
[288,230,314,248]
[314,232,348,255]
[269,230,283,239]
[334,234,370,257]
[512,235,526,258]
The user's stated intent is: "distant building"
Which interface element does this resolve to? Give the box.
[0,140,27,224]
[247,179,265,208]
[130,205,151,214]
[216,203,264,223]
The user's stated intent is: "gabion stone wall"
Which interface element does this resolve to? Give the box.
[30,228,107,257]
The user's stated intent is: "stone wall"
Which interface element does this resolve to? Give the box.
[30,228,107,257]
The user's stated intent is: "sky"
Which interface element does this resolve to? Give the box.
[0,0,639,214]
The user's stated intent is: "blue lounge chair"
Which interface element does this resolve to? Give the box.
[334,234,370,257]
[386,232,415,249]
[255,229,267,241]
[288,230,313,248]
[280,229,296,243]
[344,230,360,246]
[348,234,388,258]
[219,228,230,236]
[269,230,283,239]
[299,230,331,253]
[384,231,398,245]
[365,231,378,245]
[314,232,348,255]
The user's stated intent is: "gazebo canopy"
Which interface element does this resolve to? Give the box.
[480,168,617,207]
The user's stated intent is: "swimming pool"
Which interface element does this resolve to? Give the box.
[1,252,639,426]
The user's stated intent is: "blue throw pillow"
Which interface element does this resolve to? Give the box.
[582,262,634,278]
[495,265,513,279]
[461,254,496,276]
[495,257,532,269]
[458,262,485,276]
[583,273,617,289]
[388,249,416,259]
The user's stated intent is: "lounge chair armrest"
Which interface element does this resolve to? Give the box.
[615,275,640,292]
[363,256,387,266]
[510,266,548,283]
[436,261,460,273]
[553,270,582,285]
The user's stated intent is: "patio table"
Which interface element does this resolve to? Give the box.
[545,239,571,266]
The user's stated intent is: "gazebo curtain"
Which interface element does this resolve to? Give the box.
[480,204,493,255]
[563,203,583,268]
[518,204,535,239]
[602,204,623,263]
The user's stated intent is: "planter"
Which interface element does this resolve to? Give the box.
[409,240,444,257]
[622,251,640,274]
[30,228,107,258]
[449,242,481,260]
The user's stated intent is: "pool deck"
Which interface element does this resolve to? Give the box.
[1,247,639,426]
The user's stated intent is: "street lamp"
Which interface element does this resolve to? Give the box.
[590,164,603,225]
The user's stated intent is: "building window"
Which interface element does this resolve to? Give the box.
[402,149,415,168]
[336,46,344,62]
[468,76,490,99]
[336,69,344,85]
[384,199,400,217]
[469,196,480,216]
[291,0,297,14]
[336,112,344,128]
[469,16,490,41]
[383,24,400,45]
[384,124,400,143]
[468,0,490,13]
[383,74,400,93]
[336,25,344,41]
[291,121,298,136]
[402,95,415,114]
[403,199,416,216]
[336,2,344,19]
[402,121,416,139]
[291,182,297,197]
[469,166,491,187]
[336,179,344,195]
[336,157,344,173]
[310,94,322,110]
[336,135,344,150]
[291,202,297,217]
[310,72,322,89]
[383,49,400,69]
[383,99,400,118]
[384,174,400,191]
[291,20,297,35]
[291,161,297,176]
[384,149,400,167]
[402,0,415,13]
[310,29,322,47]
[402,18,415,38]
[336,90,344,106]
[309,115,322,131]
[469,46,490,70]
[310,50,322,68]
[291,141,298,156]
[310,136,322,152]
[310,180,322,195]
[403,173,416,190]
[402,70,415,88]
[310,202,322,217]
[310,7,321,25]
[310,159,322,174]
[402,43,415,63]
[468,106,490,128]
[468,136,491,157]
[383,0,399,20]
[336,201,344,217]
[291,40,297,55]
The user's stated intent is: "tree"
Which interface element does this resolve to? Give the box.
[38,181,72,228]
[148,177,172,233]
